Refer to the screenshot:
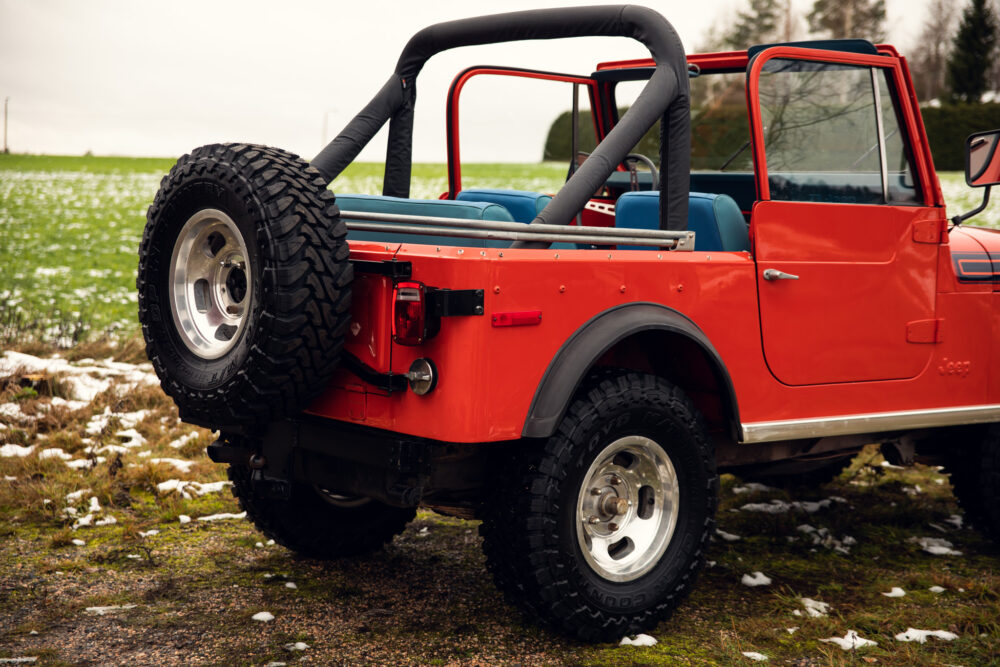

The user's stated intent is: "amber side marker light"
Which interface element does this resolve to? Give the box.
[393,281,427,345]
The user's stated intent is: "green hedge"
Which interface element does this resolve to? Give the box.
[543,103,1000,172]
[921,103,1000,171]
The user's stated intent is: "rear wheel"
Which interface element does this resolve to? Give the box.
[229,466,415,558]
[480,372,717,642]
[947,425,1000,540]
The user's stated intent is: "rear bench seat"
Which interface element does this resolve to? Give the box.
[454,188,552,223]
[338,190,749,252]
[615,191,750,252]
[337,193,518,248]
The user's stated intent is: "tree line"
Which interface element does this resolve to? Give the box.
[706,0,998,104]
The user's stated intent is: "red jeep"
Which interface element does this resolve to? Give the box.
[136,6,1000,641]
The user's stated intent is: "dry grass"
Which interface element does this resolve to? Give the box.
[1,352,998,665]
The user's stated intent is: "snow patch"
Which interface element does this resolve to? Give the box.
[65,488,90,503]
[66,457,105,469]
[819,630,878,650]
[285,582,297,589]
[84,604,137,615]
[945,514,963,529]
[178,515,191,524]
[907,536,963,556]
[197,512,246,522]
[620,634,657,647]
[115,428,146,448]
[0,658,39,664]
[894,628,958,643]
[881,587,906,598]
[0,351,158,402]
[0,444,35,458]
[798,597,831,618]
[741,571,772,587]
[150,458,196,474]
[0,403,30,423]
[284,642,309,651]
[252,611,274,623]
[740,499,832,514]
[168,431,199,449]
[715,528,741,542]
[71,539,85,546]
[38,448,72,461]
[139,530,159,538]
[741,652,768,661]
[928,586,946,594]
[156,479,232,499]
[732,482,776,494]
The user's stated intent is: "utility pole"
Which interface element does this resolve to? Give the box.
[3,97,8,154]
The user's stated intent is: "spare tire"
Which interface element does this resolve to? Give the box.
[137,143,351,427]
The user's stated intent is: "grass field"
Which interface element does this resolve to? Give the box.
[1,153,995,347]
[1,154,999,665]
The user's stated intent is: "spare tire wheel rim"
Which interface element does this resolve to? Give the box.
[576,435,680,582]
[169,208,253,360]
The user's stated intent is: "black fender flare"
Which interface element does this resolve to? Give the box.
[521,302,741,439]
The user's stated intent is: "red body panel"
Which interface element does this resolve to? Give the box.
[304,46,1000,446]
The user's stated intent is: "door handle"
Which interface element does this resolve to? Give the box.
[763,268,799,281]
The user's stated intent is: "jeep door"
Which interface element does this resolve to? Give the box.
[748,47,942,385]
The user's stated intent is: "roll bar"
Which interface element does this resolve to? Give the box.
[311,5,690,233]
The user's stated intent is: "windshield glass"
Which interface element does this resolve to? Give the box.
[613,70,751,171]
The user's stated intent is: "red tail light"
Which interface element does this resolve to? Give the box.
[393,281,427,345]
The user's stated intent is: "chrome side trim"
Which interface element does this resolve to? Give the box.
[741,405,1000,444]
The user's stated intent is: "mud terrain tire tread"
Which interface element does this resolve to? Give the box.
[137,143,351,427]
[948,424,1000,540]
[228,465,415,558]
[480,372,718,642]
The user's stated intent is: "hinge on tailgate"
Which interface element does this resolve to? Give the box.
[426,288,484,317]
[351,259,412,279]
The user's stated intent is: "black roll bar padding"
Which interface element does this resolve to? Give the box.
[310,5,690,234]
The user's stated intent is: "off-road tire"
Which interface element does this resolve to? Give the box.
[228,466,415,558]
[137,143,351,427]
[947,425,1000,540]
[480,372,717,642]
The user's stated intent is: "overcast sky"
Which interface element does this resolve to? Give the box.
[0,0,931,162]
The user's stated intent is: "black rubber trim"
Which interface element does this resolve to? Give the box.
[747,38,878,59]
[521,302,740,439]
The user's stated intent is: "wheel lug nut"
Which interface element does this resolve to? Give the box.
[601,495,629,516]
[591,488,603,496]
[609,522,619,531]
[587,516,600,525]
[609,474,622,485]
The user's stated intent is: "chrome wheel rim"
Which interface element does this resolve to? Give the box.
[169,209,252,359]
[576,435,680,582]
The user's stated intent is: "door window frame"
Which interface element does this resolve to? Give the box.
[747,46,936,207]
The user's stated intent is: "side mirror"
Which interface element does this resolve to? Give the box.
[966,129,1000,187]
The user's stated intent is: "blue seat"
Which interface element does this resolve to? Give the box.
[454,189,552,223]
[614,191,750,252]
[337,194,517,248]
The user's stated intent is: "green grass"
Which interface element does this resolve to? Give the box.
[0,152,994,348]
